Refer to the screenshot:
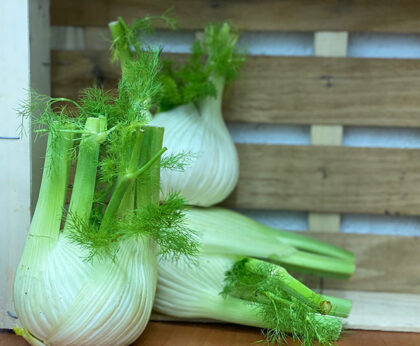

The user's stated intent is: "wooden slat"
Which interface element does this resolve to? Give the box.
[326,290,420,332]
[51,50,120,99]
[305,233,420,294]
[224,144,420,216]
[225,55,420,127]
[51,0,420,33]
[51,50,420,127]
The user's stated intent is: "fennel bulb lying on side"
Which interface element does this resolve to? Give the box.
[110,18,244,206]
[154,207,355,344]
[186,207,355,279]
[14,39,197,346]
[155,254,351,346]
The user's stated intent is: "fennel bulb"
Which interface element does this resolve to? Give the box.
[152,23,245,206]
[154,207,355,344]
[14,119,157,345]
[151,75,238,207]
[15,233,157,346]
[155,254,349,345]
[185,207,355,279]
[14,31,197,345]
[110,19,244,206]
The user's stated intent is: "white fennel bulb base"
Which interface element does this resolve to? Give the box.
[155,254,262,327]
[14,237,157,346]
[151,76,239,207]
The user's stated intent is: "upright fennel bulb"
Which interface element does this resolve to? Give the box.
[151,75,237,206]
[155,254,351,346]
[110,19,245,206]
[14,119,156,346]
[14,37,196,345]
[153,23,245,206]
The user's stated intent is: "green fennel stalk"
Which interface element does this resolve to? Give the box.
[185,207,354,279]
[13,27,197,345]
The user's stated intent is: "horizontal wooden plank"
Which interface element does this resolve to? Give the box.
[225,55,420,127]
[305,233,420,294]
[52,50,420,127]
[326,290,420,332]
[51,0,420,33]
[51,50,120,98]
[224,145,420,216]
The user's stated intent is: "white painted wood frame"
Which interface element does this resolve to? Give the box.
[0,0,50,329]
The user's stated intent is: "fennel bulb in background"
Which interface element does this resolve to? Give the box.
[151,23,245,206]
[151,74,238,206]
[109,18,244,206]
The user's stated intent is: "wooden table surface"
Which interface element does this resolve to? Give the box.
[2,322,420,345]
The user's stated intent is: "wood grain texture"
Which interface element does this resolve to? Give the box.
[225,144,420,216]
[4,326,420,346]
[0,332,28,346]
[326,290,420,332]
[50,0,420,33]
[51,50,420,127]
[304,233,420,294]
[224,55,420,127]
[51,50,120,99]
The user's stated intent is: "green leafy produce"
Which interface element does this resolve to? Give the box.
[155,254,350,346]
[186,207,354,279]
[110,18,244,207]
[154,207,354,344]
[13,28,197,345]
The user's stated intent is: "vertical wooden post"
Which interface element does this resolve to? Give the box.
[0,0,50,329]
[308,32,348,233]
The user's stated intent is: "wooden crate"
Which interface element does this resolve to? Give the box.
[3,0,420,332]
